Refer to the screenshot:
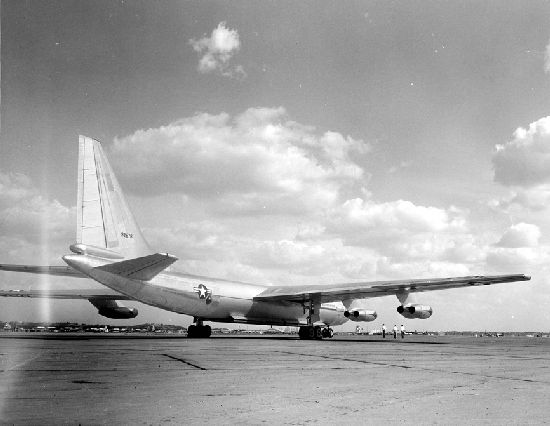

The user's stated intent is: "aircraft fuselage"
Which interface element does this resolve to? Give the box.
[63,254,348,327]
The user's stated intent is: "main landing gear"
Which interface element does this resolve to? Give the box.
[298,326,334,340]
[187,319,211,338]
[298,298,333,339]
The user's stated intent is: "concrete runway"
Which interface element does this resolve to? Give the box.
[1,334,549,425]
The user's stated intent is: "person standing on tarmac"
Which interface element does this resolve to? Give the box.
[401,324,405,339]
[393,324,397,339]
[382,324,386,338]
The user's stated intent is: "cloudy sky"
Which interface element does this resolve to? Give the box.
[1,1,550,331]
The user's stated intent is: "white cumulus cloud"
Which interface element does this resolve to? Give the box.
[111,107,369,215]
[0,171,73,263]
[486,247,545,271]
[493,116,550,187]
[491,185,550,212]
[334,198,459,234]
[326,198,475,266]
[189,22,246,79]
[496,223,541,248]
[102,107,534,287]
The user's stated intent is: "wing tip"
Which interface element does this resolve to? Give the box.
[160,253,179,262]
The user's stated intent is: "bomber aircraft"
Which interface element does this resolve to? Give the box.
[0,136,531,339]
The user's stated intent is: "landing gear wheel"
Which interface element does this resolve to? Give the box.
[298,326,325,340]
[187,324,211,338]
[322,327,333,338]
[299,326,315,340]
[314,326,323,340]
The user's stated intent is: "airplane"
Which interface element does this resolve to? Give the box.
[0,136,531,339]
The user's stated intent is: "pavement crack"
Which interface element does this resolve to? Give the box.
[274,350,550,384]
[161,353,207,370]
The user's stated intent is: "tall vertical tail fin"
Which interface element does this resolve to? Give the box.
[73,135,152,259]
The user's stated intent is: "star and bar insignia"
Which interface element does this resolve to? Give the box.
[193,283,213,304]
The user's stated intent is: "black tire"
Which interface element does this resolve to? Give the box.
[203,325,212,338]
[314,326,323,340]
[187,325,196,338]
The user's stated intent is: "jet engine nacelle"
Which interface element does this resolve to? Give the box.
[89,299,139,319]
[397,304,432,319]
[97,306,139,319]
[344,309,377,322]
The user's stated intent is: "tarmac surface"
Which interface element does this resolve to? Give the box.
[1,333,550,425]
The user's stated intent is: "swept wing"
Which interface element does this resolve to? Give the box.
[254,274,531,303]
[0,264,86,277]
[0,262,140,318]
[0,288,130,300]
[0,288,138,319]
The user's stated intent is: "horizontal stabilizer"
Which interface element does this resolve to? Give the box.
[96,253,178,281]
